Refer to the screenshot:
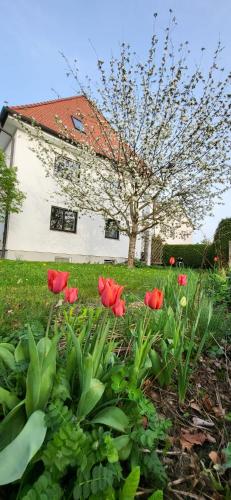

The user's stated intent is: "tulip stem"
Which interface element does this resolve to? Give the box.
[46,302,55,338]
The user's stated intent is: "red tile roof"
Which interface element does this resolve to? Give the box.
[8,95,119,157]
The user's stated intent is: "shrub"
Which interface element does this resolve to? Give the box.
[214,218,231,266]
[163,243,215,268]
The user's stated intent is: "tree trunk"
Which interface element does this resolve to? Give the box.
[1,212,8,259]
[128,232,137,268]
[143,230,150,265]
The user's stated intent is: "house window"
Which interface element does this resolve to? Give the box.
[50,206,77,233]
[105,219,119,240]
[72,116,84,132]
[54,155,79,179]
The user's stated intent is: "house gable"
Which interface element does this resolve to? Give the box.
[0,95,119,158]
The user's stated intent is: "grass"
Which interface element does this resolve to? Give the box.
[0,260,200,338]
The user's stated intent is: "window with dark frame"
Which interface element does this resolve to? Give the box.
[50,206,77,233]
[105,219,119,240]
[72,116,84,132]
[54,155,80,180]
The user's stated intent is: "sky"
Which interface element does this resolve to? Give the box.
[1,0,230,242]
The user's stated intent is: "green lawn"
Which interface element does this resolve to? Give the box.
[0,260,199,338]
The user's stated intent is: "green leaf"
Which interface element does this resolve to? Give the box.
[70,331,83,389]
[120,466,140,500]
[0,387,19,410]
[14,338,29,363]
[0,346,16,370]
[92,406,129,433]
[148,490,163,500]
[77,378,105,420]
[25,327,41,416]
[82,354,93,393]
[0,343,15,353]
[113,435,132,460]
[25,329,58,416]
[37,335,58,410]
[223,442,231,470]
[0,410,47,485]
[0,401,26,451]
[150,349,161,375]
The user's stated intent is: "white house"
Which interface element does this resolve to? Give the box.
[0,96,192,263]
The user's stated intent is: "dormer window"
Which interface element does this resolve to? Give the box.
[72,116,84,132]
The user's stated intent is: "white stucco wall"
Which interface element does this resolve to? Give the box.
[5,127,142,262]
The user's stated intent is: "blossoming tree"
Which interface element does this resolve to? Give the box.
[26,14,231,267]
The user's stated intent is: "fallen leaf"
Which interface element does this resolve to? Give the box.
[149,390,160,402]
[205,432,216,444]
[180,430,206,451]
[212,406,225,418]
[192,417,214,428]
[209,451,220,465]
[180,429,216,451]
[212,492,223,500]
[55,299,63,307]
[202,394,213,411]
[190,401,202,413]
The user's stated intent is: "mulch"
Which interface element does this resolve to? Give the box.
[144,344,231,499]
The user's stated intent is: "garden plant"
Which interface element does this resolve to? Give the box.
[0,262,230,498]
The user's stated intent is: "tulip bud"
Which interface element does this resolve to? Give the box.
[180,296,187,307]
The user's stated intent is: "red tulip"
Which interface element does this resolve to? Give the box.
[98,276,115,295]
[169,256,175,265]
[214,256,219,262]
[177,274,187,286]
[112,299,126,317]
[101,281,124,308]
[48,269,69,294]
[144,288,164,309]
[64,287,78,304]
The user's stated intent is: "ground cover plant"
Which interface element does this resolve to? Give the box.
[0,261,230,498]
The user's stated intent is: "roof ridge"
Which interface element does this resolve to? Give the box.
[10,94,86,110]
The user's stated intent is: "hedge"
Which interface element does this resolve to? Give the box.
[163,243,215,268]
[214,218,231,266]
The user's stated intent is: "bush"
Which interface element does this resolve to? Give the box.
[214,218,231,266]
[163,243,215,268]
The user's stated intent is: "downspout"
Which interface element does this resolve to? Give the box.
[0,128,15,259]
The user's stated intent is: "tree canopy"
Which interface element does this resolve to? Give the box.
[0,148,25,223]
[23,13,231,266]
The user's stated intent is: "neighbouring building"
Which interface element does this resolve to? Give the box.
[0,96,192,263]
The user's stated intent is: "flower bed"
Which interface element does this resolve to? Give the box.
[0,266,230,498]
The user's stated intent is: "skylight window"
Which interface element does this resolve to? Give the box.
[72,116,84,132]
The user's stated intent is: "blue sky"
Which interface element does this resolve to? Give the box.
[1,0,230,242]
